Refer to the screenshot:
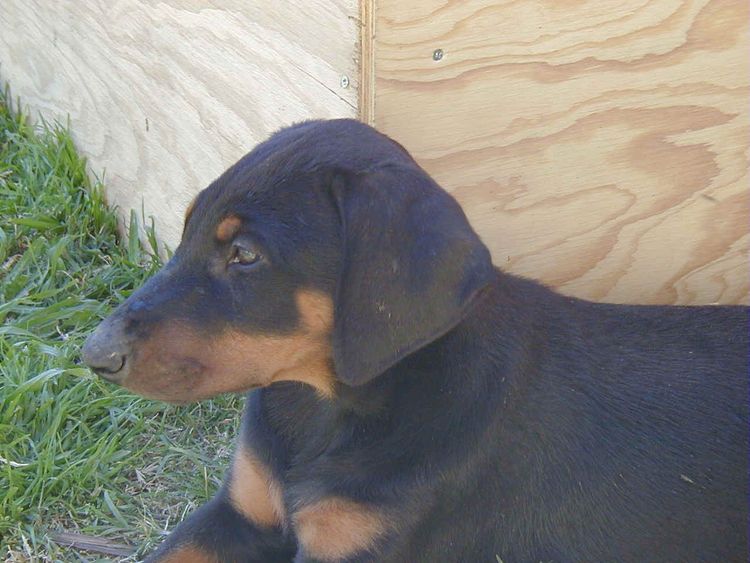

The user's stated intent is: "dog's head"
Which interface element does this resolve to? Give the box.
[82,120,494,402]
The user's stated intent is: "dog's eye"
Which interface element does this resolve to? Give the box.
[229,244,261,267]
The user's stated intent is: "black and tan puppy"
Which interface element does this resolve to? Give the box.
[83,119,749,562]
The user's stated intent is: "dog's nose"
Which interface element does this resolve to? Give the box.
[82,346,126,380]
[82,318,130,383]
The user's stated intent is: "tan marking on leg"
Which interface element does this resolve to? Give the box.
[122,289,335,401]
[157,544,217,563]
[293,497,389,561]
[215,214,242,242]
[229,442,285,528]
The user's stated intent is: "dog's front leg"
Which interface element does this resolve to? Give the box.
[146,437,293,562]
[144,492,295,562]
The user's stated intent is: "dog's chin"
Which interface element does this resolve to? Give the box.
[126,386,211,405]
[122,373,263,404]
[121,382,196,404]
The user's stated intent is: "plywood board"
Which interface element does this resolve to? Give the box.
[373,0,749,304]
[0,0,359,249]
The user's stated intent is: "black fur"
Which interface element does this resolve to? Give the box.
[83,119,749,562]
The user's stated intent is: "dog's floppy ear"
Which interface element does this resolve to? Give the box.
[330,162,494,386]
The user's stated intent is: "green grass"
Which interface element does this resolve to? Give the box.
[0,90,242,561]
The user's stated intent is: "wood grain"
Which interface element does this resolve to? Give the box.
[0,0,358,249]
[373,0,749,304]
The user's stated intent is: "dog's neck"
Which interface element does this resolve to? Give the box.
[254,270,575,476]
[337,270,560,419]
[305,270,567,482]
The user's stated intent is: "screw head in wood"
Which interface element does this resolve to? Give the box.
[340,75,350,88]
[432,48,444,61]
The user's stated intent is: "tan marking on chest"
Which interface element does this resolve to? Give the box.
[229,443,285,528]
[157,544,217,562]
[293,497,389,561]
[215,214,242,242]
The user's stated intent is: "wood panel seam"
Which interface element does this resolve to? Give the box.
[358,0,376,125]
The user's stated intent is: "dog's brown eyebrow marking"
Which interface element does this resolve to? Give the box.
[293,497,390,561]
[215,215,242,242]
[229,442,285,528]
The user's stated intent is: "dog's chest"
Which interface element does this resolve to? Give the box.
[245,384,358,478]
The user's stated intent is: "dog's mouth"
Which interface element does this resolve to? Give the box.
[85,298,337,402]
[113,356,266,404]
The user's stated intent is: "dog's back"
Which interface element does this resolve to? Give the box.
[398,276,749,562]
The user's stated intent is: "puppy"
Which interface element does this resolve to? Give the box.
[84,119,749,562]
